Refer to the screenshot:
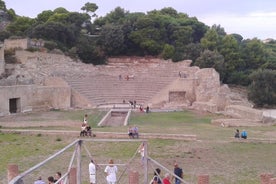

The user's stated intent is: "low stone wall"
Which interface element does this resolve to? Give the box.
[225,105,263,120]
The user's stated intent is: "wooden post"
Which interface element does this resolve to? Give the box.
[77,140,82,184]
[270,178,276,184]
[260,173,273,184]
[143,141,148,184]
[198,174,209,184]
[7,164,19,182]
[69,167,77,184]
[129,170,139,184]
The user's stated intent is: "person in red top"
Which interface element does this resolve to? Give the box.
[163,173,171,184]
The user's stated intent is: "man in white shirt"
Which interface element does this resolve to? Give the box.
[104,159,118,184]
[89,159,96,184]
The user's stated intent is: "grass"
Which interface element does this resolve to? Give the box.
[0,109,275,183]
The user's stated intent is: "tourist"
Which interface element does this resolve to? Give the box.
[128,126,133,138]
[241,130,248,139]
[163,173,171,184]
[89,159,96,184]
[138,142,145,164]
[146,105,150,113]
[234,129,240,138]
[54,171,63,184]
[34,176,45,184]
[150,168,162,184]
[173,162,183,184]
[104,159,118,184]
[84,114,88,124]
[80,123,87,136]
[139,105,144,112]
[133,100,136,109]
[47,176,55,184]
[86,125,92,137]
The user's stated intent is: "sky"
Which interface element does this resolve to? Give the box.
[4,0,276,40]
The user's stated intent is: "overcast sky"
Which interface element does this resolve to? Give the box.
[4,0,276,40]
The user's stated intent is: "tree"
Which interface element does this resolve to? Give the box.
[240,38,268,70]
[0,0,6,10]
[7,16,35,36]
[81,2,98,18]
[76,35,106,65]
[162,44,175,59]
[220,35,243,82]
[100,24,126,55]
[248,69,276,107]
[36,10,54,23]
[200,29,220,51]
[195,50,225,80]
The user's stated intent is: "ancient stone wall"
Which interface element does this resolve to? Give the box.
[0,85,71,116]
[15,50,72,64]
[4,38,29,50]
[4,38,44,51]
[0,44,4,76]
[225,105,263,120]
[194,68,220,102]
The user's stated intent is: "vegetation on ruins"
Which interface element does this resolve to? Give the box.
[0,0,275,106]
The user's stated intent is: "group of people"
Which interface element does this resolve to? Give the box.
[80,114,92,137]
[128,126,139,138]
[234,129,248,139]
[139,105,150,113]
[88,158,118,184]
[150,163,184,184]
[34,172,63,184]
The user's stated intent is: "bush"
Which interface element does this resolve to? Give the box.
[248,69,276,107]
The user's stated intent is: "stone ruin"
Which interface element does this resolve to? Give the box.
[0,38,274,125]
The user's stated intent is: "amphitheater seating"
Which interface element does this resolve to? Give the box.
[64,60,189,107]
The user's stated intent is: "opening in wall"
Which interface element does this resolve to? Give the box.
[9,98,20,113]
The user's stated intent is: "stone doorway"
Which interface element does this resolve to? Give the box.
[9,98,20,113]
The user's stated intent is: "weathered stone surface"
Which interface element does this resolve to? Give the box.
[0,40,272,123]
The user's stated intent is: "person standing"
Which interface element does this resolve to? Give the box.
[84,114,88,124]
[173,163,183,184]
[54,172,63,184]
[34,176,45,184]
[89,159,96,184]
[47,176,55,184]
[104,159,118,184]
[163,173,171,184]
[151,168,162,184]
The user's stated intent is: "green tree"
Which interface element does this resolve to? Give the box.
[36,10,54,23]
[200,29,220,51]
[30,22,77,49]
[76,35,106,65]
[195,50,225,80]
[220,35,243,82]
[248,69,276,107]
[0,0,6,10]
[81,2,98,18]
[162,44,175,59]
[100,24,126,55]
[240,38,268,70]
[7,16,35,36]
